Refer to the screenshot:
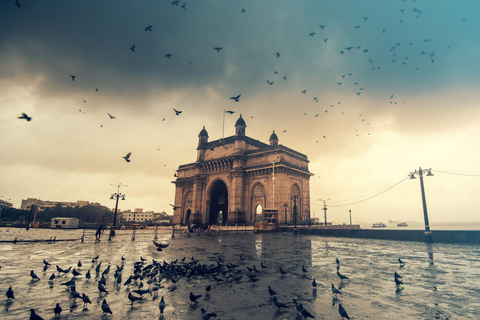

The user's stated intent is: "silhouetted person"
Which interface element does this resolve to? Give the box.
[108,227,115,241]
[95,225,103,241]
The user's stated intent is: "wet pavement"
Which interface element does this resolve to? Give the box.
[0,227,479,319]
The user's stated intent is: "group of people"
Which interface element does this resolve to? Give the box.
[95,225,116,242]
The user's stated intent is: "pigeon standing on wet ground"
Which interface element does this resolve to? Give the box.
[312,278,317,289]
[268,285,277,296]
[98,281,109,294]
[332,284,342,298]
[6,286,14,301]
[398,257,405,267]
[101,299,113,314]
[338,303,350,319]
[273,296,289,309]
[128,292,143,306]
[81,293,92,309]
[54,303,62,317]
[30,308,45,320]
[159,296,166,313]
[201,307,218,319]
[190,292,202,303]
[337,270,349,280]
[30,270,40,281]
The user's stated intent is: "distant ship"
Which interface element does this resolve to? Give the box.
[372,222,387,228]
[397,222,409,227]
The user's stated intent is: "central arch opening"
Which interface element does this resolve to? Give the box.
[209,180,228,225]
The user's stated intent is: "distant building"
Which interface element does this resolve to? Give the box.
[51,217,79,229]
[119,208,168,223]
[20,198,102,211]
[0,199,13,209]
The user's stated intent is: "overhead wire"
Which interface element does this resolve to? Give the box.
[312,176,409,208]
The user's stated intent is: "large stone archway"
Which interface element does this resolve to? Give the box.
[172,115,312,226]
[208,179,229,225]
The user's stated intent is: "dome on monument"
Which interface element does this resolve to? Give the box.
[269,130,278,141]
[198,126,209,137]
[235,114,246,126]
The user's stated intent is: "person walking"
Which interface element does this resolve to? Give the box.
[95,225,103,241]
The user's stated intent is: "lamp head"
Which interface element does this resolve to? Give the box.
[121,195,126,200]
[426,170,434,177]
[409,173,416,179]
[110,195,114,200]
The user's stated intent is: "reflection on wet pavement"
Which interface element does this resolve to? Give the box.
[0,228,479,319]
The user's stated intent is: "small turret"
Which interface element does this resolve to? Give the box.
[198,126,209,146]
[269,130,278,147]
[235,114,246,137]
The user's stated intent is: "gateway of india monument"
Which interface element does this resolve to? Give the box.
[172,115,312,227]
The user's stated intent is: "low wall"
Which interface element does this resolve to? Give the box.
[278,226,480,244]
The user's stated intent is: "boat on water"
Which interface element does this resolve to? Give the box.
[372,222,387,228]
[397,222,409,227]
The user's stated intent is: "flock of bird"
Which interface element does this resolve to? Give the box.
[4,234,413,319]
[13,0,470,165]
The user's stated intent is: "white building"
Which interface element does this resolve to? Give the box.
[119,208,168,223]
[51,217,79,229]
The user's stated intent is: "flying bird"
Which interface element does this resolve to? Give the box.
[18,113,32,121]
[181,3,186,9]
[363,17,369,21]
[173,108,182,115]
[242,9,246,13]
[69,74,76,81]
[123,152,131,163]
[165,53,172,58]
[308,32,316,37]
[276,52,280,58]
[318,25,325,29]
[266,80,274,85]
[354,25,361,29]
[213,47,223,52]
[107,113,115,119]
[229,94,241,102]
[171,0,180,6]
[130,45,136,52]
[323,38,328,43]
[169,204,180,210]
[15,0,21,8]
[145,25,153,31]
[301,90,307,94]
[225,110,235,114]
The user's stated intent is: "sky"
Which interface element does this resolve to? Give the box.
[1,0,480,224]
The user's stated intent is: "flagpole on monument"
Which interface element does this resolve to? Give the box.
[222,110,225,139]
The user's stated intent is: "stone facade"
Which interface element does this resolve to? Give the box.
[172,115,313,226]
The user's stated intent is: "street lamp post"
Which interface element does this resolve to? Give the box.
[410,167,433,243]
[110,183,127,227]
[349,209,352,225]
[318,198,330,225]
